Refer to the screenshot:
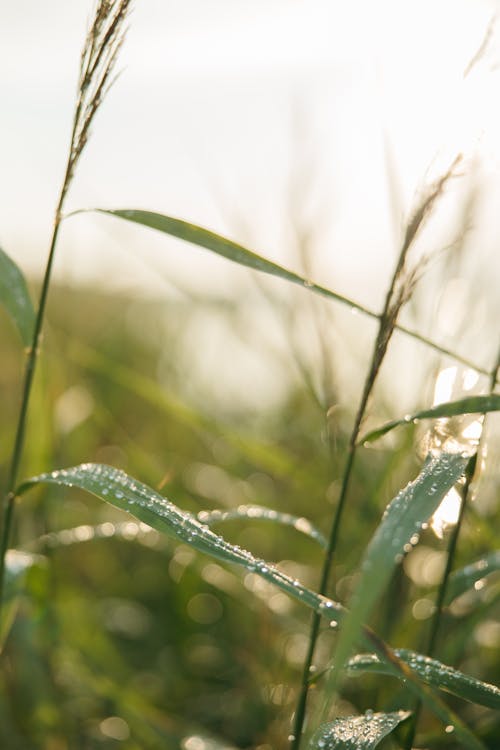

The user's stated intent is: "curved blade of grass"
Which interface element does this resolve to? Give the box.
[310,711,411,750]
[0,246,35,346]
[347,649,500,710]
[17,464,345,625]
[197,506,327,549]
[360,395,500,444]
[71,208,489,376]
[444,551,500,605]
[89,209,360,306]
[327,452,468,697]
[33,508,327,552]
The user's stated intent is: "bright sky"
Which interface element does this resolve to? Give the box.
[1,0,500,413]
[1,0,498,298]
[1,1,500,357]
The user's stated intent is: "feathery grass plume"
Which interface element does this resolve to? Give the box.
[60,0,132,211]
[372,155,463,390]
[0,0,132,610]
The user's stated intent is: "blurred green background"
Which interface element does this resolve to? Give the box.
[1,276,499,749]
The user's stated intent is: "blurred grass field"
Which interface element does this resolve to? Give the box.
[1,278,498,749]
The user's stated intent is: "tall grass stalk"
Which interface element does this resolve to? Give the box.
[0,0,131,612]
[291,158,461,749]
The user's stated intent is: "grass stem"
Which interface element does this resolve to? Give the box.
[0,0,131,620]
[290,161,460,748]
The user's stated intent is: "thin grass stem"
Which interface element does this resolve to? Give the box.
[290,160,460,749]
[0,0,130,619]
[0,198,68,610]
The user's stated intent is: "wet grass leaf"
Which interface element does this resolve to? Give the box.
[327,453,468,692]
[16,463,345,626]
[309,711,411,749]
[347,649,500,710]
[360,395,500,444]
[198,505,327,549]
[445,551,500,605]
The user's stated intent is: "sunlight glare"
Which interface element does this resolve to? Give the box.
[461,418,483,441]
[431,487,462,539]
[433,367,457,406]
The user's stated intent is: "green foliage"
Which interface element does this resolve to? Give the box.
[361,395,500,444]
[309,711,411,750]
[1,4,499,749]
[346,650,500,710]
[0,246,35,346]
[325,452,469,696]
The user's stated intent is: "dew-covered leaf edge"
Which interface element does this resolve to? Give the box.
[326,451,469,700]
[346,649,500,710]
[445,550,500,605]
[309,710,411,750]
[198,505,327,549]
[16,463,344,626]
[360,395,500,444]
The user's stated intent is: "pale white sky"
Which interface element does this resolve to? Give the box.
[1,0,500,410]
[1,0,498,298]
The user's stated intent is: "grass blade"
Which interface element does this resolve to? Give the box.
[71,208,490,375]
[309,711,411,750]
[360,395,500,444]
[198,506,327,549]
[444,551,500,605]
[0,246,35,346]
[326,452,468,694]
[16,464,345,625]
[85,208,362,307]
[347,650,500,710]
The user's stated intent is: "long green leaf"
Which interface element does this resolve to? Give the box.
[198,506,327,549]
[74,208,488,375]
[309,711,411,750]
[17,463,484,748]
[33,508,327,552]
[17,464,345,626]
[360,395,500,444]
[0,246,35,346]
[91,209,360,307]
[347,649,500,710]
[327,452,468,695]
[445,551,500,605]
